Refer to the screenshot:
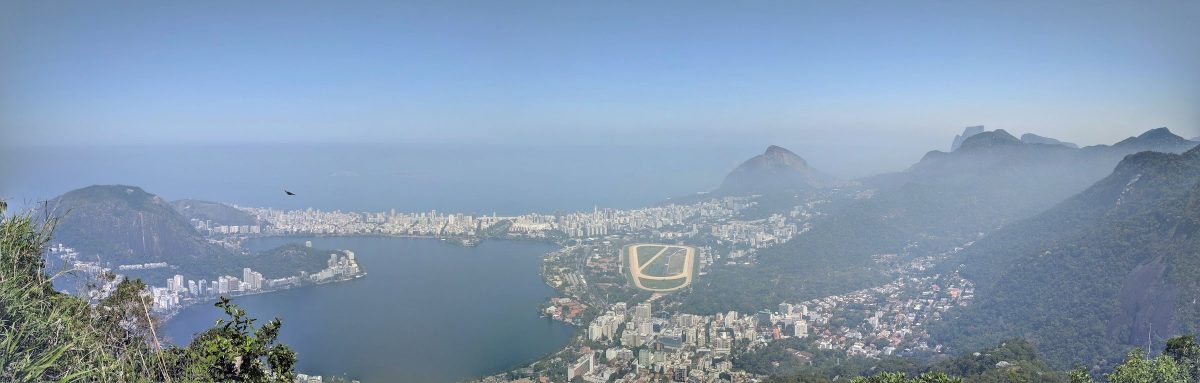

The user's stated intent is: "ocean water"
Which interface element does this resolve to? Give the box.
[1,143,747,214]
[162,236,574,382]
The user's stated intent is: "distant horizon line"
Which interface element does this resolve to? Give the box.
[3,125,1193,150]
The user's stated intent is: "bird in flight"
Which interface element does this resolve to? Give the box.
[284,190,296,196]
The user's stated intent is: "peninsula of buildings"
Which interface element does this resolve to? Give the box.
[51,241,364,317]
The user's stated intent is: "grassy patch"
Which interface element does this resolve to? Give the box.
[666,249,687,275]
[642,247,687,277]
[638,277,688,290]
[634,245,664,265]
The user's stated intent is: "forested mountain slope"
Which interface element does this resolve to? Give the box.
[936,146,1200,371]
[680,128,1197,315]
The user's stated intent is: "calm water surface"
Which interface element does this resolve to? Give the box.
[162,236,575,382]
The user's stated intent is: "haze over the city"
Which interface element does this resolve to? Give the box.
[7,2,1200,383]
[3,1,1199,179]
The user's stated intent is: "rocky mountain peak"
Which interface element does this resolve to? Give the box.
[716,145,833,195]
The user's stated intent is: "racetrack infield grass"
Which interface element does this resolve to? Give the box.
[637,277,687,290]
[634,245,664,265]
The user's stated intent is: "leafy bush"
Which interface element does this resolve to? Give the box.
[1,202,296,382]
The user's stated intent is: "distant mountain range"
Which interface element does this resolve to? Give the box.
[774,127,1199,242]
[938,144,1200,370]
[881,127,1197,233]
[686,127,1198,328]
[715,145,835,195]
[717,128,1195,205]
[951,125,1094,151]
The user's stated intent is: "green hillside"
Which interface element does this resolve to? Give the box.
[936,146,1200,371]
[678,129,1197,315]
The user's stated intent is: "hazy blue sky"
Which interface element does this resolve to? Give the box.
[2,1,1198,153]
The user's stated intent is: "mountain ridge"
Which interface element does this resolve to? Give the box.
[950,125,986,151]
[715,145,835,195]
[1113,127,1193,149]
[170,199,259,226]
[681,127,1199,316]
[936,144,1200,370]
[1020,133,1078,148]
[48,185,230,264]
[954,129,1021,152]
[46,185,354,284]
